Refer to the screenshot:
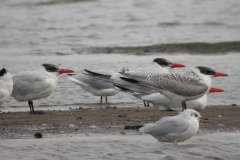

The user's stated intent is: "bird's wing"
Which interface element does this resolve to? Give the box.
[84,69,112,79]
[120,72,208,97]
[69,74,114,90]
[139,116,188,137]
[12,71,56,96]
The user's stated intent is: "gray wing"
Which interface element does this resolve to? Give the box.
[69,74,114,90]
[140,117,188,137]
[121,72,208,97]
[12,71,56,99]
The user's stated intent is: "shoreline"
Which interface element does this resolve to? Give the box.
[1,105,239,139]
[73,41,240,55]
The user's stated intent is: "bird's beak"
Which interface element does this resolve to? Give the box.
[170,63,186,68]
[209,87,225,93]
[213,72,228,77]
[58,69,75,74]
[200,117,208,120]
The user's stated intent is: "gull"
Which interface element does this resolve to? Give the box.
[139,109,207,144]
[0,68,13,105]
[120,66,228,110]
[68,66,130,103]
[11,64,74,113]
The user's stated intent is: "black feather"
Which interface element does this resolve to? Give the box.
[42,64,60,72]
[0,68,7,77]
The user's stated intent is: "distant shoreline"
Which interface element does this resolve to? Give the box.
[73,41,240,55]
[1,105,239,139]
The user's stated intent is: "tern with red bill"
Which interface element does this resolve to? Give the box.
[119,66,228,111]
[139,109,207,145]
[114,85,224,111]
[11,64,74,113]
[84,58,186,103]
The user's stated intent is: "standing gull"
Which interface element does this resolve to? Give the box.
[68,66,130,103]
[139,109,207,144]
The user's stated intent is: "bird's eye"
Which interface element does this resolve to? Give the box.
[194,114,198,117]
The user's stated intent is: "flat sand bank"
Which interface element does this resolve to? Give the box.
[1,105,239,139]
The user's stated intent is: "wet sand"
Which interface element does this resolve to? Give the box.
[74,41,240,54]
[1,105,239,139]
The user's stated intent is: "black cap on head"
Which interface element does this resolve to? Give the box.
[42,64,61,72]
[0,68,7,77]
[196,66,216,75]
[153,58,173,67]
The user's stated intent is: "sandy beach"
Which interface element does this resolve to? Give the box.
[1,105,239,139]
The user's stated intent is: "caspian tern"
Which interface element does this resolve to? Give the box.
[84,58,185,96]
[139,109,207,145]
[0,68,13,105]
[11,64,74,113]
[68,66,129,103]
[120,66,228,111]
[115,85,224,111]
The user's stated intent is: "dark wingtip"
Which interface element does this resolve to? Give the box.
[114,84,130,91]
[119,77,139,84]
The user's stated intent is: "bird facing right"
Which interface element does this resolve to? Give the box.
[139,109,207,145]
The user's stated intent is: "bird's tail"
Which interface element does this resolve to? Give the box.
[139,123,157,133]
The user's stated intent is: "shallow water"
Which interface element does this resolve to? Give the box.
[1,54,239,112]
[1,132,240,160]
[0,0,240,55]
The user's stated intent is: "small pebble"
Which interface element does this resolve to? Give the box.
[34,132,42,138]
[90,125,97,129]
[68,124,76,128]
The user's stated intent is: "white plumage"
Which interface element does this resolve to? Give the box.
[11,64,74,112]
[139,109,204,144]
[0,68,13,105]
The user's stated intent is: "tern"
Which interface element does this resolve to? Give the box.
[119,66,228,110]
[11,64,74,113]
[84,58,185,105]
[115,85,224,111]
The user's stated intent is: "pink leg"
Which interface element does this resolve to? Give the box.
[105,96,108,103]
[100,96,103,103]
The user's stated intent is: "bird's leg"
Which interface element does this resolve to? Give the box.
[100,96,102,103]
[143,101,147,107]
[182,101,186,111]
[143,101,150,107]
[28,101,34,113]
[105,96,108,103]
[146,102,150,107]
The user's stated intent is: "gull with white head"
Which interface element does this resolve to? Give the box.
[139,109,207,144]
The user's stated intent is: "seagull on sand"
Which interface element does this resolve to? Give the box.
[139,109,207,145]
